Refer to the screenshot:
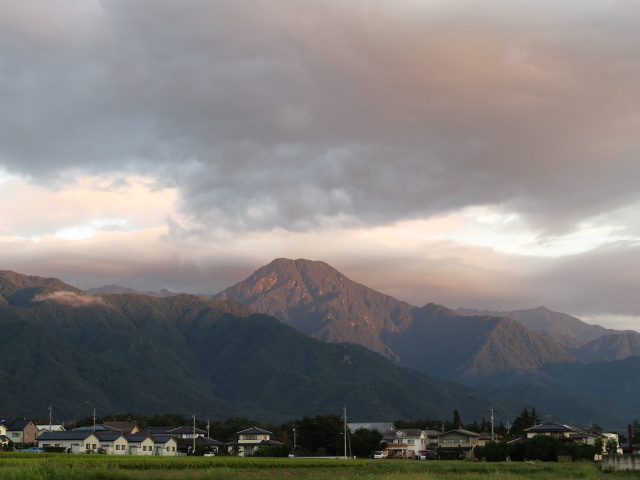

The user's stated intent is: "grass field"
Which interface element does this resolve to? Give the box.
[0,454,633,479]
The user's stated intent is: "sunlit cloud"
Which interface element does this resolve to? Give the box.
[32,290,109,308]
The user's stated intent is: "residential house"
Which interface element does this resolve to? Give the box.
[382,429,428,459]
[437,429,481,459]
[95,432,129,454]
[36,424,66,434]
[141,426,206,440]
[524,423,608,446]
[523,422,618,457]
[226,426,282,456]
[36,431,101,453]
[102,422,140,434]
[124,433,155,455]
[151,434,178,456]
[0,418,39,446]
[196,436,226,454]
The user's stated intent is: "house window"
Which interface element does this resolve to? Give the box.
[244,435,257,440]
[407,439,414,444]
[11,433,19,437]
[93,444,97,449]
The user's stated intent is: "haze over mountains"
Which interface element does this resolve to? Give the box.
[2,259,640,430]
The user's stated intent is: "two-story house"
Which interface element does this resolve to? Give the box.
[382,428,428,459]
[437,429,480,459]
[226,426,282,456]
[0,418,39,446]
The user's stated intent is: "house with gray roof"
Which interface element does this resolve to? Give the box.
[226,427,282,456]
[36,431,101,453]
[0,418,39,446]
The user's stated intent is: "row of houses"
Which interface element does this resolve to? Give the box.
[0,417,281,457]
[371,423,621,460]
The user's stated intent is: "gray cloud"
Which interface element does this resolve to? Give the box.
[2,0,640,236]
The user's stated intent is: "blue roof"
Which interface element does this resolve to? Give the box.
[96,432,124,441]
[37,431,95,441]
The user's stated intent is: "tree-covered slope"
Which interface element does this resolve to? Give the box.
[0,271,514,424]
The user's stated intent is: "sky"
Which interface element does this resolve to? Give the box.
[1,0,640,330]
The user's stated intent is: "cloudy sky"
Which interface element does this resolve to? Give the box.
[2,0,640,329]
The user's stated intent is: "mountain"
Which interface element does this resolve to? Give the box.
[214,259,575,381]
[215,258,416,361]
[0,270,513,423]
[574,332,640,362]
[456,306,640,360]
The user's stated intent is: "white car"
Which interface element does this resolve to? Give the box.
[373,451,387,459]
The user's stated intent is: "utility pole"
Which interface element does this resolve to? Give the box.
[487,407,498,442]
[92,407,96,433]
[193,413,196,455]
[206,419,210,439]
[343,406,348,459]
[48,404,53,433]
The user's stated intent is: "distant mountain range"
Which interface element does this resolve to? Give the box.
[0,269,513,424]
[4,259,639,430]
[212,259,640,429]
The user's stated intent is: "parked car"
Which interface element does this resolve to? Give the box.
[22,447,44,453]
[203,452,215,457]
[288,452,296,457]
[373,450,388,459]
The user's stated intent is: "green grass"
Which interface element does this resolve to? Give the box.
[0,455,635,480]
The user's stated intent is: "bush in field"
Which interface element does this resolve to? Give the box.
[475,440,510,462]
[253,445,290,457]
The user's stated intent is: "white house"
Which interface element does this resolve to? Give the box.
[36,431,101,453]
[226,427,282,456]
[382,429,428,459]
[96,432,129,454]
[152,435,178,456]
[124,434,155,455]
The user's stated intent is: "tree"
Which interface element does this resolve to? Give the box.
[452,410,463,429]
[349,428,383,457]
[475,440,509,462]
[523,435,561,462]
[594,437,604,455]
[606,438,618,455]
[295,414,343,456]
[510,406,539,438]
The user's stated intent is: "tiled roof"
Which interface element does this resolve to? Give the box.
[96,432,124,441]
[524,423,574,433]
[169,426,207,435]
[152,435,175,444]
[196,437,225,446]
[237,427,272,435]
[36,431,96,441]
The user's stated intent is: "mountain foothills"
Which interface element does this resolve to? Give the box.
[0,270,510,424]
[2,259,640,431]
